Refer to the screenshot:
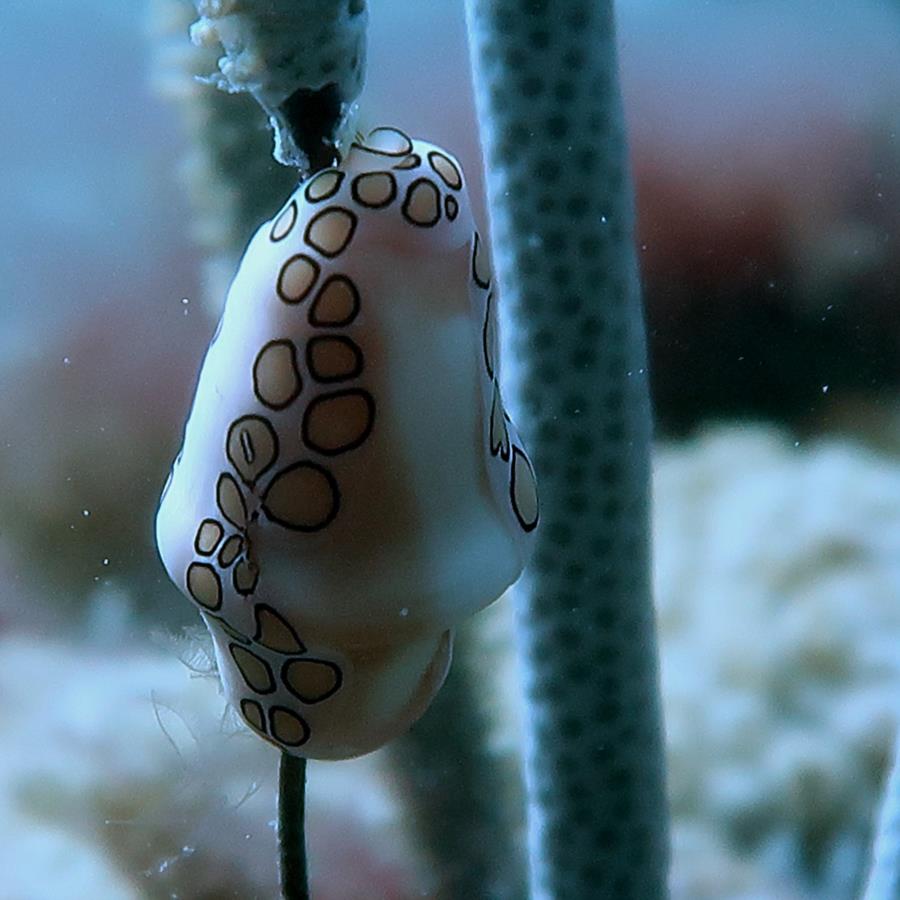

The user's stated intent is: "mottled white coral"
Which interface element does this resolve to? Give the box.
[467,423,900,897]
[0,637,415,898]
[4,424,900,897]
[656,425,900,898]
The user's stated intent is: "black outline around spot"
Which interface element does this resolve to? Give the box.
[186,561,223,611]
[472,232,491,289]
[276,253,320,304]
[240,698,267,733]
[229,643,276,694]
[216,473,247,529]
[194,518,224,556]
[304,206,358,258]
[510,445,539,532]
[270,200,298,242]
[252,340,303,411]
[217,533,243,568]
[301,388,375,456]
[208,614,251,646]
[304,169,345,203]
[282,658,343,704]
[253,603,307,654]
[268,705,311,747]
[306,335,364,383]
[482,292,496,379]
[401,178,441,228]
[490,384,511,462]
[427,150,463,190]
[226,415,280,486]
[354,126,413,157]
[392,153,421,171]
[309,274,361,327]
[261,461,341,532]
[232,556,260,596]
[351,171,397,209]
[445,194,459,221]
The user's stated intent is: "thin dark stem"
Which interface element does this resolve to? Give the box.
[278,752,310,900]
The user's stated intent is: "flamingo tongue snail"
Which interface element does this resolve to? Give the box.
[156,128,538,760]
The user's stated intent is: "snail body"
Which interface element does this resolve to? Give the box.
[157,129,537,759]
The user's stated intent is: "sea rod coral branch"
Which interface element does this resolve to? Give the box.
[149,0,298,310]
[190,0,369,171]
[864,736,900,900]
[464,1,670,897]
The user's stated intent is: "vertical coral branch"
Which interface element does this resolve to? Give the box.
[864,735,900,900]
[464,1,670,897]
[149,0,298,310]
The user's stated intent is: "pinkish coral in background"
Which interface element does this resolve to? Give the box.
[0,294,211,622]
[618,0,900,429]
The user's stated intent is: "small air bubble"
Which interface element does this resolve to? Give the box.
[400,607,409,617]
[103,558,110,566]
[822,384,829,394]
[82,509,91,517]
[63,356,71,366]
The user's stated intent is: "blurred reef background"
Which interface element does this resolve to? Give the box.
[1,0,900,897]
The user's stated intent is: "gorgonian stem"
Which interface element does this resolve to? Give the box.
[278,753,309,900]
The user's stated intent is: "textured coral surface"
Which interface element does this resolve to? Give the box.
[656,427,900,898]
[3,426,900,897]
[0,637,417,899]
[465,1,668,895]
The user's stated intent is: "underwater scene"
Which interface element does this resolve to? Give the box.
[3,0,900,897]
